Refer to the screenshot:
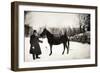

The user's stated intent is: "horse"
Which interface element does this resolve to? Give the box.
[40,28,70,56]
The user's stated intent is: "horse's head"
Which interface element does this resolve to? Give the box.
[40,28,47,38]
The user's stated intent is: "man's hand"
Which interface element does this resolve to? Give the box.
[40,41,43,43]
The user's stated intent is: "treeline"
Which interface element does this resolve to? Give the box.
[70,31,90,44]
[24,25,33,37]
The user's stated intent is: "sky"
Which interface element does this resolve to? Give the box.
[24,11,80,31]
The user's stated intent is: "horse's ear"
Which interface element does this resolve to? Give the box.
[43,26,46,30]
[44,26,46,30]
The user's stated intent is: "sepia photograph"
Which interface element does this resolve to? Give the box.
[11,2,97,71]
[24,11,91,62]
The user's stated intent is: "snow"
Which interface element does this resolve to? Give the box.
[25,37,90,62]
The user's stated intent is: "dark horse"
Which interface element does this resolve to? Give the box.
[40,28,70,56]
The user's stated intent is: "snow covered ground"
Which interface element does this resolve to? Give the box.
[25,37,90,62]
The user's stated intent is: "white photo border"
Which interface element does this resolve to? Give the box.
[18,4,96,68]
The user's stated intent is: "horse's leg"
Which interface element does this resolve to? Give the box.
[62,43,65,55]
[65,41,69,54]
[49,44,52,56]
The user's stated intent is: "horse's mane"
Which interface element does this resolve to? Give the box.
[45,29,54,37]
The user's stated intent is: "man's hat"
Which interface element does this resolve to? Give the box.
[33,30,37,33]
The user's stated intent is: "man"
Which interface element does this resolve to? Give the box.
[30,30,42,60]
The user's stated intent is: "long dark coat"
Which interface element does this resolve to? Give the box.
[30,34,42,55]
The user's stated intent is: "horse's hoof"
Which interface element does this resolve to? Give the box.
[49,54,51,56]
[62,53,64,55]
